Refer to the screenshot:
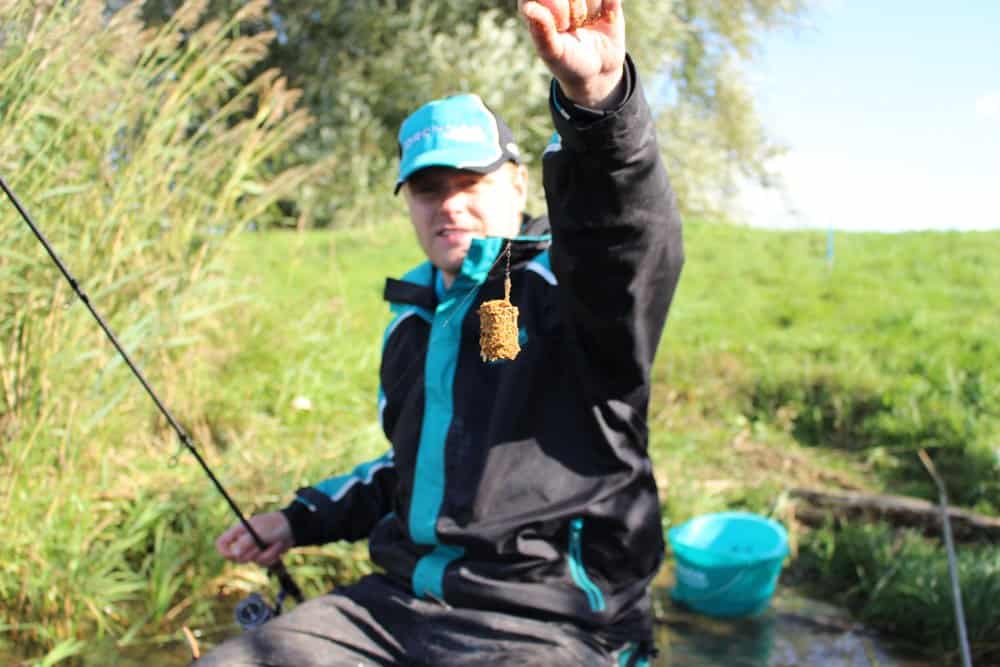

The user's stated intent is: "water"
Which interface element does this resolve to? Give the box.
[12,588,930,666]
[652,587,930,667]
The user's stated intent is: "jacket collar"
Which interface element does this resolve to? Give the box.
[384,214,551,309]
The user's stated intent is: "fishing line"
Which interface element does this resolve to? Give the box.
[0,174,303,614]
[441,237,513,329]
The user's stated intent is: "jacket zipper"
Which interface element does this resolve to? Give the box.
[568,518,606,612]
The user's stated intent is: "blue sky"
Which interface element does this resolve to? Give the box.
[738,1,1000,232]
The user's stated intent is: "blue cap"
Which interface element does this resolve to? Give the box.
[395,94,521,194]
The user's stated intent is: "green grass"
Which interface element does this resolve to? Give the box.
[793,521,1000,664]
[3,219,999,664]
[653,224,1000,514]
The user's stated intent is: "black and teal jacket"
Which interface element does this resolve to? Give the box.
[283,59,684,644]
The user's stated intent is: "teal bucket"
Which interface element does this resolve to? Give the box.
[668,511,789,618]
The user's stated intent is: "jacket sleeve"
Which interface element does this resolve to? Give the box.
[543,55,684,405]
[280,451,397,546]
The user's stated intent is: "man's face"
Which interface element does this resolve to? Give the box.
[403,164,527,285]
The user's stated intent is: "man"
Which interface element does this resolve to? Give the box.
[198,0,683,664]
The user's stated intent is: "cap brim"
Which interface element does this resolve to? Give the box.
[394,150,509,195]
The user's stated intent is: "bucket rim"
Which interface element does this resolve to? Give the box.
[668,511,790,565]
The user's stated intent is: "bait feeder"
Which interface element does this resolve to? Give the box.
[478,277,520,362]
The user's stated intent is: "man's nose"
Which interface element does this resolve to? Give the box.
[439,185,471,212]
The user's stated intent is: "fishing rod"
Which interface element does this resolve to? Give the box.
[0,174,303,624]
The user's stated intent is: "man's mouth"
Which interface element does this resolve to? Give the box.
[436,227,474,241]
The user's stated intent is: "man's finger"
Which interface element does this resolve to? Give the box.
[586,0,603,24]
[257,541,287,567]
[600,0,622,25]
[569,0,589,28]
[520,0,568,32]
[215,524,243,558]
[236,531,265,561]
[574,0,620,28]
[521,1,562,59]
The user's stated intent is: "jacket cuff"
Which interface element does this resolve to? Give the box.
[548,54,647,158]
[551,59,633,123]
[280,487,339,547]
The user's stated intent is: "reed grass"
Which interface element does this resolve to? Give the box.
[0,0,325,660]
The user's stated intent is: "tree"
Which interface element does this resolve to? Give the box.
[136,0,807,224]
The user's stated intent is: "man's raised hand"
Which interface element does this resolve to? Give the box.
[519,0,626,109]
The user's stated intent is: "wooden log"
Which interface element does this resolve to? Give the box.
[788,487,1000,542]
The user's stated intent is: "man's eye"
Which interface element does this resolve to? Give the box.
[457,178,483,191]
[410,176,482,198]
[412,183,441,197]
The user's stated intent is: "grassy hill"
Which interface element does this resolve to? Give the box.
[3,218,997,663]
[656,222,999,511]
